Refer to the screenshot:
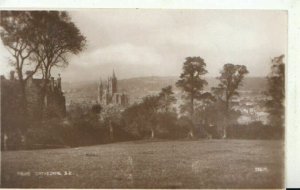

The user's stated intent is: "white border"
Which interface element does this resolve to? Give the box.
[0,0,291,10]
[0,0,299,188]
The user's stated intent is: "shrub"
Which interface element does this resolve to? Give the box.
[25,119,66,149]
[227,121,284,140]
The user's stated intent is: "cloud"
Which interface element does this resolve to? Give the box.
[0,41,12,77]
[77,43,162,66]
[0,10,287,81]
[61,43,164,81]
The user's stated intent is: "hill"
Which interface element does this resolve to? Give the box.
[62,76,267,104]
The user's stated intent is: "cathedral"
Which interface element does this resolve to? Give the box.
[98,70,129,107]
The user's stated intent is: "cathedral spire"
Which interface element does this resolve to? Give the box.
[111,69,117,94]
[98,77,104,103]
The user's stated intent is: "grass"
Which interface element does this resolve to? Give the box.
[1,139,284,188]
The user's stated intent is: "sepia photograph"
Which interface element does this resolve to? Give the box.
[0,8,286,188]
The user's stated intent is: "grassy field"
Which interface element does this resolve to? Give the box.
[1,139,284,188]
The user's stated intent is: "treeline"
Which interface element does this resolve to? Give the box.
[121,56,284,140]
[23,54,284,149]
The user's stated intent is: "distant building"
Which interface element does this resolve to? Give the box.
[98,70,129,107]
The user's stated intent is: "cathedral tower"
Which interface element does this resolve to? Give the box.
[98,80,104,103]
[97,70,128,107]
[112,70,117,94]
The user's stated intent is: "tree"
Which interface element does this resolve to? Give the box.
[141,95,161,138]
[194,96,215,126]
[122,95,161,139]
[122,86,176,139]
[158,85,176,112]
[29,11,86,116]
[176,57,210,138]
[265,55,285,127]
[176,116,193,138]
[0,11,41,122]
[155,111,178,138]
[101,105,122,141]
[122,103,145,138]
[212,63,249,138]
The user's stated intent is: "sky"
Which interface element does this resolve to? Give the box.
[0,9,287,82]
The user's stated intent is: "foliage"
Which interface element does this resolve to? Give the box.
[265,55,285,127]
[212,64,249,106]
[133,95,161,138]
[0,11,40,81]
[122,103,146,138]
[0,11,87,148]
[91,104,102,114]
[29,11,86,80]
[176,57,215,138]
[176,57,209,116]
[0,11,86,89]
[176,116,194,137]
[122,86,179,139]
[212,63,249,138]
[23,103,117,149]
[158,85,176,112]
[99,105,124,141]
[25,119,66,149]
[227,122,284,139]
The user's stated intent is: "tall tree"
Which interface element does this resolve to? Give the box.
[212,63,249,138]
[30,11,86,115]
[265,55,285,127]
[176,57,209,138]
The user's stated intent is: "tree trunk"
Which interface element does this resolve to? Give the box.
[151,128,155,139]
[188,129,194,138]
[109,120,113,141]
[189,95,195,139]
[222,121,227,139]
[223,98,230,139]
[3,133,8,151]
[190,96,194,116]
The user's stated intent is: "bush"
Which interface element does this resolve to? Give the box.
[25,119,66,149]
[227,122,284,140]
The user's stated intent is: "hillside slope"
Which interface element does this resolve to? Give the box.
[63,76,267,104]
